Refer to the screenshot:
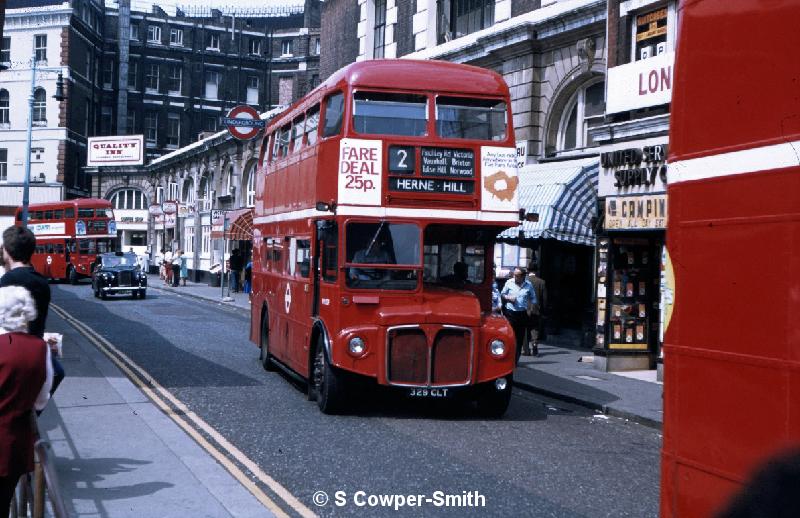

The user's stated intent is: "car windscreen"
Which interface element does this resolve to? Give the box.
[436,97,507,141]
[102,254,137,268]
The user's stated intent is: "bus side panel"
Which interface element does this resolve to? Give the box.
[662,168,800,516]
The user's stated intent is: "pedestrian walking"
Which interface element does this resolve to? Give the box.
[229,248,243,293]
[0,285,53,517]
[0,226,62,395]
[527,264,547,357]
[500,267,536,365]
[171,250,182,287]
[179,251,189,286]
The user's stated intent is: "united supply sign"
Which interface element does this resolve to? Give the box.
[87,135,144,167]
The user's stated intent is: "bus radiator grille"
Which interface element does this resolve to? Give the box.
[387,329,428,385]
[431,329,471,385]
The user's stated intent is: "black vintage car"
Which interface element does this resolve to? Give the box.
[91,252,147,299]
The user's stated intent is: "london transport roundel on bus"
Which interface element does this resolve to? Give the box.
[224,105,265,141]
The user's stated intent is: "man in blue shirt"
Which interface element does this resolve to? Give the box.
[501,267,536,365]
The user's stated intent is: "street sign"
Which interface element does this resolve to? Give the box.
[148,203,164,216]
[162,200,178,214]
[223,105,265,140]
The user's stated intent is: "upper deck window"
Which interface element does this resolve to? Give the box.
[436,97,507,141]
[353,92,427,137]
[322,92,344,138]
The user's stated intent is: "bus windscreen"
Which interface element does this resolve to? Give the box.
[353,92,427,136]
[345,222,420,290]
[436,97,507,141]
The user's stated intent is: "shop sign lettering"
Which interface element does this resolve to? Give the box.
[599,144,669,196]
[604,194,668,230]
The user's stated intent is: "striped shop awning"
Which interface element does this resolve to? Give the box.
[499,158,599,246]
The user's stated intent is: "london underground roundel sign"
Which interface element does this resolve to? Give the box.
[223,105,265,141]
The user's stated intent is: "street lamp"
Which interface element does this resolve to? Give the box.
[21,60,66,228]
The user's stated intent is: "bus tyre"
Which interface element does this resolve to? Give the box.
[68,267,78,285]
[475,376,513,419]
[259,315,274,371]
[313,340,347,414]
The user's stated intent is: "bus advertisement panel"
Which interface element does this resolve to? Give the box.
[251,60,520,417]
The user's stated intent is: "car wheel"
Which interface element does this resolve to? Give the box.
[131,290,138,299]
[259,315,274,371]
[93,284,99,298]
[313,337,347,415]
[474,375,513,419]
[100,289,107,300]
[139,290,146,299]
[68,266,78,285]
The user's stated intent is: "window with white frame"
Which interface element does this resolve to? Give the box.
[167,114,181,148]
[205,70,220,99]
[281,39,293,56]
[437,0,494,43]
[156,186,164,204]
[246,76,259,105]
[0,90,9,125]
[168,181,179,200]
[33,88,46,123]
[313,37,320,55]
[130,24,139,40]
[203,116,218,132]
[182,177,195,204]
[373,0,387,59]
[249,39,261,55]
[201,225,211,254]
[147,25,161,43]
[109,189,147,210]
[184,225,195,255]
[198,176,212,210]
[168,65,182,94]
[34,34,47,62]
[1,37,10,63]
[244,163,256,207]
[633,6,670,61]
[558,80,605,151]
[145,112,158,144]
[0,149,7,182]
[146,63,159,91]
[169,28,183,46]
[207,33,220,50]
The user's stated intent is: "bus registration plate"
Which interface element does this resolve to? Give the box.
[409,388,449,398]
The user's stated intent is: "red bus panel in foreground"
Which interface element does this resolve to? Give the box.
[662,1,800,516]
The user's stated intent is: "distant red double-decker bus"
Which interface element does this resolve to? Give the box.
[662,1,800,515]
[251,59,520,416]
[15,199,117,283]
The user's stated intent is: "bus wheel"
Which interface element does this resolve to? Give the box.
[312,339,347,414]
[475,376,513,419]
[259,316,274,371]
[68,267,78,285]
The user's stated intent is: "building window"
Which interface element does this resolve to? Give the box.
[203,116,218,132]
[169,28,183,46]
[168,65,182,94]
[147,25,161,43]
[278,77,293,106]
[34,34,47,62]
[103,59,114,87]
[281,39,293,56]
[246,76,259,105]
[109,189,147,209]
[313,38,320,55]
[146,63,159,91]
[201,225,211,254]
[0,90,9,125]
[32,88,46,123]
[168,181,179,200]
[156,186,164,204]
[128,60,138,89]
[249,39,261,55]
[84,51,93,78]
[84,98,90,135]
[205,70,220,99]
[181,177,195,204]
[558,80,605,151]
[184,225,194,255]
[634,7,669,61]
[130,24,139,40]
[101,107,113,133]
[437,0,494,43]
[207,33,220,50]
[0,37,10,63]
[167,113,181,148]
[244,163,256,207]
[145,112,158,144]
[373,0,387,59]
[127,108,137,133]
[0,149,7,182]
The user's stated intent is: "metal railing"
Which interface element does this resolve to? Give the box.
[10,413,69,518]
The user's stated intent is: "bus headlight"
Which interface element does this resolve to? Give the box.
[489,339,506,357]
[348,336,366,356]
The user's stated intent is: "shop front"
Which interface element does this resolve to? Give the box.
[594,143,668,371]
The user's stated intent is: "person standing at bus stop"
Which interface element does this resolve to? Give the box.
[500,267,536,365]
[162,248,173,287]
[171,250,182,287]
[0,226,62,395]
[229,248,244,293]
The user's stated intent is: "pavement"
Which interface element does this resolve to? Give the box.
[35,273,662,515]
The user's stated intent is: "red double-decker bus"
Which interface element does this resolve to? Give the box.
[16,199,117,283]
[661,0,800,515]
[251,59,520,415]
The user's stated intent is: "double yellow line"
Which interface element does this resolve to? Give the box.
[50,304,316,518]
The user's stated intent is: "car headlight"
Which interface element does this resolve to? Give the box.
[489,339,506,357]
[348,336,366,356]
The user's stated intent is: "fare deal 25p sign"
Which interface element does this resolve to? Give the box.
[338,139,383,206]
